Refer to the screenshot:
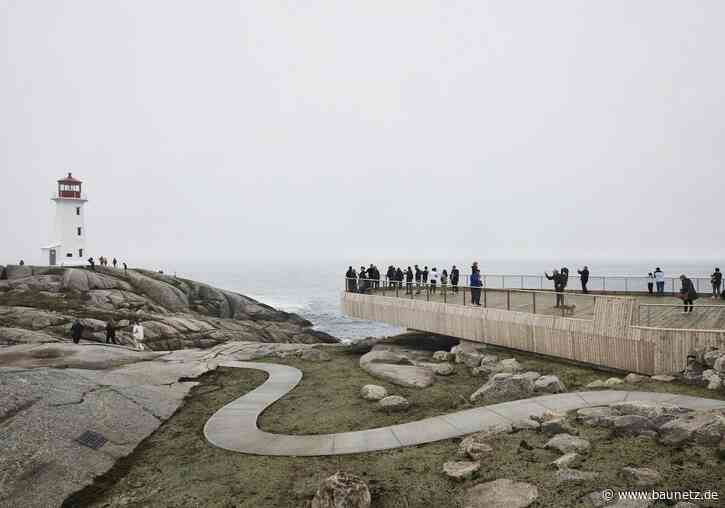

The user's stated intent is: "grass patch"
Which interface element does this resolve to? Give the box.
[64,355,725,508]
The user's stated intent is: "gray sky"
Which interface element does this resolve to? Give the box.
[3,1,724,265]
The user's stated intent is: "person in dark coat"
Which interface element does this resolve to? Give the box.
[711,268,722,298]
[470,263,482,305]
[386,266,396,287]
[70,319,83,344]
[450,265,460,293]
[112,258,118,268]
[405,267,414,294]
[395,267,403,289]
[679,274,698,313]
[87,257,95,271]
[422,266,429,285]
[106,320,117,344]
[577,266,590,293]
[345,266,357,292]
[414,265,422,294]
[358,267,368,293]
[123,262,128,272]
[545,269,566,307]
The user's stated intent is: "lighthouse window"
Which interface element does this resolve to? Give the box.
[76,207,80,215]
[66,253,73,258]
[77,227,82,236]
[78,248,83,257]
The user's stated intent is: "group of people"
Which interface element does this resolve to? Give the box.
[87,256,127,272]
[345,264,462,295]
[70,318,146,350]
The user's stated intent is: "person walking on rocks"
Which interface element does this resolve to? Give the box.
[105,320,117,344]
[577,266,590,293]
[71,319,83,344]
[132,320,146,350]
[545,269,566,307]
[112,258,118,268]
[654,267,665,296]
[679,274,698,313]
[711,268,722,298]
[450,265,460,293]
[470,262,482,305]
[123,262,128,273]
[87,257,96,271]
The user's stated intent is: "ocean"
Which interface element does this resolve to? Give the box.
[166,259,721,342]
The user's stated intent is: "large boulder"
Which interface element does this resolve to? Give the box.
[432,350,453,362]
[703,350,724,368]
[360,385,388,401]
[0,307,70,330]
[550,452,583,470]
[658,411,725,446]
[62,268,132,292]
[544,434,591,454]
[576,407,622,426]
[556,468,598,483]
[621,467,660,487]
[310,472,371,508]
[378,395,410,412]
[442,461,480,481]
[611,415,656,437]
[463,479,538,508]
[470,373,534,403]
[452,342,487,367]
[534,375,567,393]
[359,350,435,388]
[0,327,61,345]
[609,401,689,427]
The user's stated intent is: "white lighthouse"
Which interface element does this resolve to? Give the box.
[42,172,88,266]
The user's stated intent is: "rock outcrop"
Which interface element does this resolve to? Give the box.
[0,265,337,350]
[359,350,435,388]
[309,472,371,508]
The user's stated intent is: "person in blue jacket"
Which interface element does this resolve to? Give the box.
[470,262,482,306]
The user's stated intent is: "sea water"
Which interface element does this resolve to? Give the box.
[163,259,721,342]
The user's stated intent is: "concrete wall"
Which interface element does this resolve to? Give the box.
[342,292,725,375]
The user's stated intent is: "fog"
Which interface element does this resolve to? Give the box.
[3,1,724,267]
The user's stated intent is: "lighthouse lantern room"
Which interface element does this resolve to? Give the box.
[42,172,88,266]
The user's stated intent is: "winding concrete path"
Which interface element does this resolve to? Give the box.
[203,361,725,456]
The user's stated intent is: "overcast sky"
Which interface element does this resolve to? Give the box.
[2,1,724,266]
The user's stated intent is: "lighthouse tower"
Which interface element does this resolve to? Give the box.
[42,172,88,266]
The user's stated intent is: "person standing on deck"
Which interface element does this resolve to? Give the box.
[414,265,422,294]
[577,266,590,293]
[679,274,698,313]
[654,267,665,296]
[647,272,655,295]
[429,268,439,294]
[450,265,460,292]
[358,266,368,293]
[386,266,396,287]
[470,263,482,305]
[441,269,449,290]
[711,268,722,298]
[545,269,566,307]
[423,266,429,286]
[405,267,414,294]
[395,267,404,288]
[345,266,357,292]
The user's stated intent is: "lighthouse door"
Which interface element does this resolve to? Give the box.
[49,249,56,266]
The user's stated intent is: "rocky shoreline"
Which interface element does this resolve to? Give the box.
[0,264,338,349]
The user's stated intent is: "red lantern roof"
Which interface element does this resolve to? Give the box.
[57,172,81,184]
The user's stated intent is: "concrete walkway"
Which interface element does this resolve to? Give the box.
[203,361,725,457]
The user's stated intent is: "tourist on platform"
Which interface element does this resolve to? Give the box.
[113,258,118,268]
[19,260,24,266]
[470,263,482,305]
[105,320,117,345]
[711,268,722,298]
[123,262,128,273]
[386,266,396,287]
[577,266,590,293]
[561,267,570,287]
[429,267,439,294]
[450,265,460,293]
[395,267,404,289]
[358,266,368,293]
[87,257,96,271]
[132,321,145,351]
[345,266,357,292]
[70,319,84,344]
[679,274,698,313]
[405,267,414,294]
[423,266,429,286]
[414,265,422,294]
[369,264,380,289]
[441,269,449,289]
[647,273,655,295]
[545,269,566,307]
[654,267,665,295]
